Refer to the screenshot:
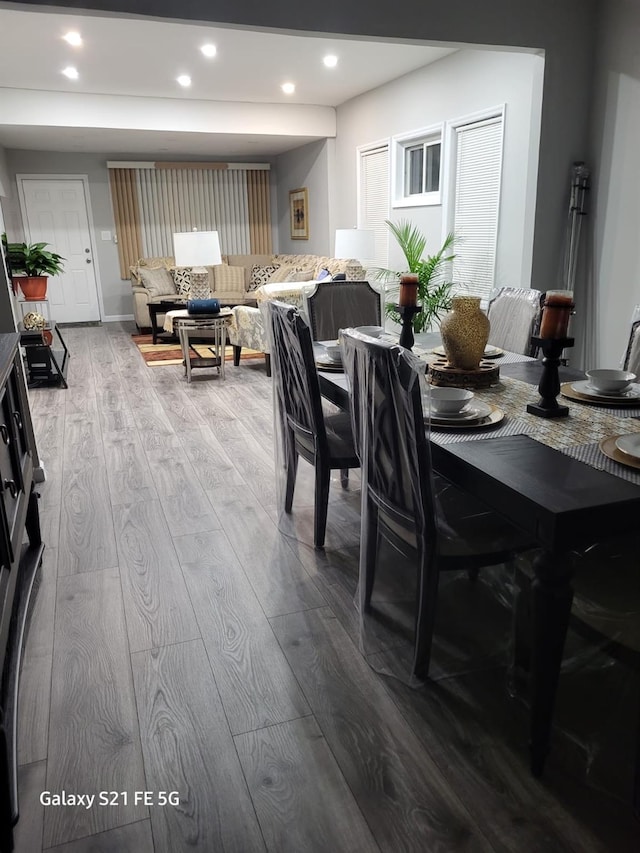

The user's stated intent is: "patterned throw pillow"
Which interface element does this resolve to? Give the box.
[214,264,246,296]
[138,266,177,298]
[249,264,281,291]
[172,267,192,298]
[267,265,298,283]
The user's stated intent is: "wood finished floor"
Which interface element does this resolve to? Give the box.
[13,323,640,852]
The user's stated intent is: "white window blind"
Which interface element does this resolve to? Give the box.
[452,116,503,298]
[358,145,389,269]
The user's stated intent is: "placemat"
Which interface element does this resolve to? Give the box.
[430,416,534,445]
[561,441,640,486]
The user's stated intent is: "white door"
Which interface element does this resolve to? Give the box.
[19,178,100,323]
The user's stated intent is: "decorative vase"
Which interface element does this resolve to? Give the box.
[440,296,490,370]
[15,276,48,301]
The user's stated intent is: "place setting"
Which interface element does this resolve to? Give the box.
[599,433,640,471]
[560,369,640,407]
[315,341,345,372]
[423,387,505,431]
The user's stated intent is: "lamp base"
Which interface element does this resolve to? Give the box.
[190,267,212,300]
[345,262,366,281]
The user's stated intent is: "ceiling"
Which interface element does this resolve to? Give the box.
[0,7,455,156]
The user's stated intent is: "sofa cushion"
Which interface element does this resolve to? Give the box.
[214,264,246,295]
[138,266,177,297]
[250,264,281,290]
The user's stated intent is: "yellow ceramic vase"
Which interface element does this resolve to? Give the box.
[440,296,490,370]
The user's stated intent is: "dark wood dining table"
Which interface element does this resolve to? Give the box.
[317,345,640,778]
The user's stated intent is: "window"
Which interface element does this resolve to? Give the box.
[392,126,442,208]
[448,111,504,299]
[357,142,390,268]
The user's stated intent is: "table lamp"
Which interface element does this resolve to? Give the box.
[334,228,375,281]
[173,230,222,299]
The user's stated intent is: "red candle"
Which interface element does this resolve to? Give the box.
[399,274,419,307]
[539,290,574,339]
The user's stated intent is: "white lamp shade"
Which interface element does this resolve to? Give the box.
[173,230,222,266]
[334,228,375,260]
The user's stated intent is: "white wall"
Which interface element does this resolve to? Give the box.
[590,0,640,369]
[0,145,9,198]
[275,140,332,255]
[333,49,544,286]
[3,150,279,319]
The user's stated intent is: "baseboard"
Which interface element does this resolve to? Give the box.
[103,314,135,322]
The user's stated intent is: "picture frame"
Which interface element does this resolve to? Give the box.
[289,187,309,240]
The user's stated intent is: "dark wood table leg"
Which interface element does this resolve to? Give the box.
[150,306,161,344]
[529,548,574,775]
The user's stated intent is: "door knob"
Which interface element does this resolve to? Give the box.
[86,258,92,264]
[85,248,90,253]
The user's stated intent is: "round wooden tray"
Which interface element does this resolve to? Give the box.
[428,358,500,389]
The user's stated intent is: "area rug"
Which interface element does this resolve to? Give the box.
[132,334,264,367]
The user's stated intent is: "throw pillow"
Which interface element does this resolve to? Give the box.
[172,267,192,298]
[214,264,246,296]
[287,268,316,282]
[267,265,298,283]
[250,264,281,291]
[138,266,177,298]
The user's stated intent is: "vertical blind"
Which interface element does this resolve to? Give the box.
[109,163,272,279]
[451,116,503,298]
[358,145,390,269]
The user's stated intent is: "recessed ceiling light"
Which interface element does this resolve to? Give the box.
[281,82,295,95]
[63,31,82,47]
[61,66,79,80]
[177,75,192,87]
[323,55,338,68]
[200,44,217,58]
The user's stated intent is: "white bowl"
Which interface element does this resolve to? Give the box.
[585,369,636,393]
[427,387,474,414]
[356,325,384,338]
[324,344,342,362]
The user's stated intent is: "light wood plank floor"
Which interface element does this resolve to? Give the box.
[13,323,640,852]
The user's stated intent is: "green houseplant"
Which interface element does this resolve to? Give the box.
[374,219,456,333]
[1,234,65,301]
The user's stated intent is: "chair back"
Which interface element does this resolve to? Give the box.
[486,287,543,356]
[306,281,382,341]
[267,301,327,458]
[623,305,640,375]
[341,329,436,547]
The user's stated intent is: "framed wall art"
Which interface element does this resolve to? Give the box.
[289,187,309,240]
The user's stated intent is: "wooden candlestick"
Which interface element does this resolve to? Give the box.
[526,336,574,418]
[396,304,420,350]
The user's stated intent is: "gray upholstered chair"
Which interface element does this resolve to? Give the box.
[486,286,543,356]
[304,280,383,341]
[622,305,640,375]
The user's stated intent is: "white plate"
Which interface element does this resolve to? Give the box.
[431,344,503,358]
[426,400,492,423]
[571,380,640,401]
[614,434,640,460]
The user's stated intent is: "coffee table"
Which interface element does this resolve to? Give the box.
[148,300,187,344]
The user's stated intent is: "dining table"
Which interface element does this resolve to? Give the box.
[316,334,640,779]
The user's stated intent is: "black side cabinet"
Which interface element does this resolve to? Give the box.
[0,334,44,853]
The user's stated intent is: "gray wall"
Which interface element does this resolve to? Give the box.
[17,0,597,296]
[275,140,332,255]
[333,49,543,286]
[3,150,279,319]
[590,0,640,368]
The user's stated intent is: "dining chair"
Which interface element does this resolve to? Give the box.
[305,280,382,341]
[622,305,640,375]
[266,300,360,548]
[486,286,543,356]
[341,328,535,679]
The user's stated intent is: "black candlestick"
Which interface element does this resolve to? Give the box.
[526,336,574,418]
[396,304,421,351]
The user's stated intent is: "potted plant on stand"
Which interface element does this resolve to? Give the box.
[374,219,456,333]
[1,235,65,301]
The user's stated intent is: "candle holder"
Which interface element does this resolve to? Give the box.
[396,304,421,350]
[526,336,574,418]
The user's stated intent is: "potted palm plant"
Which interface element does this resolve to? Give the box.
[1,235,65,301]
[374,219,456,333]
